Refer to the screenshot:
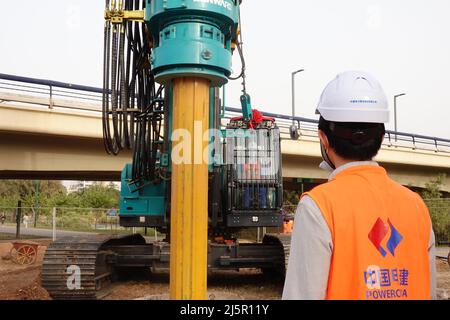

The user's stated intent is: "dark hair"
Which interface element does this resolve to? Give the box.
[318,117,385,161]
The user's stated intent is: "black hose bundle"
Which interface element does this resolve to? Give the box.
[103,0,165,183]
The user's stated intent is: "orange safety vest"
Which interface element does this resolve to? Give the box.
[303,165,431,300]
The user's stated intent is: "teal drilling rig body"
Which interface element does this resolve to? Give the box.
[41,0,292,299]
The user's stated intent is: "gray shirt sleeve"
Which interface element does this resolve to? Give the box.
[282,196,332,300]
[429,227,437,300]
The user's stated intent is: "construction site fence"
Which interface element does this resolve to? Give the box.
[0,199,448,242]
[0,206,159,239]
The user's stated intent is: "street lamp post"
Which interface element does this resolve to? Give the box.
[33,180,40,228]
[394,93,406,141]
[290,69,305,140]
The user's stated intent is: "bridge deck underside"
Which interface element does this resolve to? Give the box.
[1,131,449,192]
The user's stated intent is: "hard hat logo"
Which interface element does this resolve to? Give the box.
[350,99,378,104]
[317,71,390,124]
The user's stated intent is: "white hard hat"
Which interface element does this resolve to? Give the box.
[316,71,389,123]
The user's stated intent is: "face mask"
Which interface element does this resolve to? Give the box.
[320,141,336,171]
[319,160,335,173]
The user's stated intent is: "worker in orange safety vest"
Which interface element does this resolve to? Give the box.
[283,217,294,234]
[282,71,436,300]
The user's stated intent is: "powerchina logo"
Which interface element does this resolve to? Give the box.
[364,265,409,300]
[364,218,408,300]
[193,0,233,11]
[368,217,403,257]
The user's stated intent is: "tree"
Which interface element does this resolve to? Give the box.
[421,174,450,242]
[0,180,120,212]
[0,180,66,208]
[421,174,446,199]
[77,183,119,209]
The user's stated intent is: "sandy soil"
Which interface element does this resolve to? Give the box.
[0,240,448,300]
[0,240,50,300]
[436,259,450,299]
[105,269,283,300]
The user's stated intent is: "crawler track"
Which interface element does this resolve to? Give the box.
[41,233,291,299]
[41,234,145,300]
[263,233,292,275]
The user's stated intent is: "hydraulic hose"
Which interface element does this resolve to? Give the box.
[102,2,115,154]
[103,0,166,183]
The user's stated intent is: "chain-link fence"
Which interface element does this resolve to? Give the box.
[424,199,450,243]
[0,207,159,239]
[0,199,448,242]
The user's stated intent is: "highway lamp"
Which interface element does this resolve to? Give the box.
[290,69,305,140]
[394,93,406,141]
[33,180,40,228]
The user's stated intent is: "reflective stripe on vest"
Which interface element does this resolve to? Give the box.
[303,165,431,300]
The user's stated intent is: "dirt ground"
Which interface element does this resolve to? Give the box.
[0,240,50,300]
[436,259,450,300]
[0,240,448,300]
[105,269,283,300]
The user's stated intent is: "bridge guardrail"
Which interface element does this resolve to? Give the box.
[0,73,450,154]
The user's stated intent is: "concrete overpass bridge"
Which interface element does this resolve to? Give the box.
[1,74,450,192]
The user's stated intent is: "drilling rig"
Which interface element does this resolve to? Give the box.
[41,0,291,300]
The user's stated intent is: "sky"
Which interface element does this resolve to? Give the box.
[0,0,449,138]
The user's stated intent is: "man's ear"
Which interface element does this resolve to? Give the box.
[318,130,330,150]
